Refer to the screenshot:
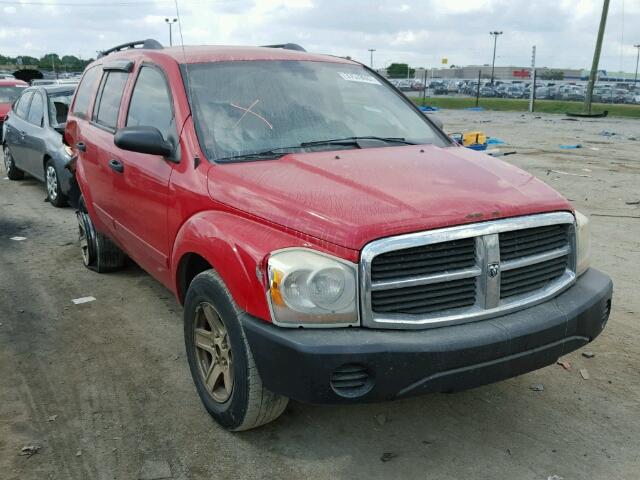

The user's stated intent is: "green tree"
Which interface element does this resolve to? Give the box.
[386,63,415,78]
[539,69,565,80]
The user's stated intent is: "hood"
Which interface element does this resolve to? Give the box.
[207,144,572,251]
[0,103,11,119]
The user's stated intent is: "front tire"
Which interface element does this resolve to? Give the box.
[184,270,288,431]
[76,196,126,272]
[45,159,67,207]
[3,145,24,180]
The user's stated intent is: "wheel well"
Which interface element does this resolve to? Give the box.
[42,154,51,174]
[177,253,212,303]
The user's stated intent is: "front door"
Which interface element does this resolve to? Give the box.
[111,65,177,281]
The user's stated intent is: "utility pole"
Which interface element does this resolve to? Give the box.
[584,0,609,114]
[368,49,376,69]
[529,45,536,113]
[489,31,503,84]
[634,44,640,85]
[165,17,177,47]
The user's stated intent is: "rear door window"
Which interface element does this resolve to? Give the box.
[72,66,101,119]
[93,71,129,130]
[15,91,33,118]
[126,66,175,141]
[27,92,45,127]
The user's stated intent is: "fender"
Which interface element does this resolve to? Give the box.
[171,210,359,322]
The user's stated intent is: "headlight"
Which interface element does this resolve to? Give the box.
[64,145,73,158]
[575,211,591,276]
[267,249,358,327]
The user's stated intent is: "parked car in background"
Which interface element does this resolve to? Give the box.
[479,85,496,97]
[0,78,28,142]
[2,84,76,207]
[625,92,640,104]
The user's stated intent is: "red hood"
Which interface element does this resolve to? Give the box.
[0,103,10,119]
[207,144,572,251]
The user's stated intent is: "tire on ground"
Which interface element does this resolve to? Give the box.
[77,196,126,273]
[4,145,24,180]
[45,159,68,208]
[184,269,288,431]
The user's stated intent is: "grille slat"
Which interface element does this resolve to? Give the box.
[499,224,569,261]
[500,257,568,298]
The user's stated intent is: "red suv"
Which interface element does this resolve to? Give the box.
[65,40,612,431]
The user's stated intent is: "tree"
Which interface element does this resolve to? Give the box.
[539,69,565,80]
[386,63,415,78]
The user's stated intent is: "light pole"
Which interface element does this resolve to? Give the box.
[634,44,640,85]
[368,48,376,68]
[489,31,503,84]
[165,17,177,46]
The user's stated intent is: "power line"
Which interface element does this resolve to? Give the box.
[0,0,219,5]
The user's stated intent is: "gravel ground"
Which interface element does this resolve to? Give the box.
[1,111,639,480]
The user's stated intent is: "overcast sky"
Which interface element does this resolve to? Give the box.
[1,0,638,72]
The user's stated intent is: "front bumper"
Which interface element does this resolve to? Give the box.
[242,268,612,404]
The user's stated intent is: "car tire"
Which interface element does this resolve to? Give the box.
[184,269,288,431]
[45,159,67,208]
[3,145,24,181]
[77,196,126,272]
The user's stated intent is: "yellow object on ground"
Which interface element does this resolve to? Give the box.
[462,131,487,146]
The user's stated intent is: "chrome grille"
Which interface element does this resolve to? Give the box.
[360,212,577,329]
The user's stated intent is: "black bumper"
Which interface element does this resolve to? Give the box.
[242,268,612,404]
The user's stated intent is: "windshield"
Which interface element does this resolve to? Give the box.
[48,91,74,126]
[186,60,446,162]
[0,86,26,103]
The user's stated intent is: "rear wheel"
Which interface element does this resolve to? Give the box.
[3,145,24,180]
[184,270,288,431]
[45,159,67,207]
[77,196,126,272]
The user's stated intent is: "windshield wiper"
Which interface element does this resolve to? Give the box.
[216,146,300,163]
[300,136,417,147]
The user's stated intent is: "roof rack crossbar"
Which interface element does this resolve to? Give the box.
[261,43,306,52]
[98,39,163,58]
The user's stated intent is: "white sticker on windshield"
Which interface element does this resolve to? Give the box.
[338,72,381,85]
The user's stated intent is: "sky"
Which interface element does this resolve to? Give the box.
[0,0,639,73]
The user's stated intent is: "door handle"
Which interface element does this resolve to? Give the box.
[108,159,124,173]
[76,142,86,152]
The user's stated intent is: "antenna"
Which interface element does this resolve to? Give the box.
[174,0,194,112]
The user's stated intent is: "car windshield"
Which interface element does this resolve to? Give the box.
[0,86,26,103]
[185,60,446,162]
[48,91,74,126]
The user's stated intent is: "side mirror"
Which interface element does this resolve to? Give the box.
[114,126,173,157]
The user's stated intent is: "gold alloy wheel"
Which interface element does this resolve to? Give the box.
[194,302,234,403]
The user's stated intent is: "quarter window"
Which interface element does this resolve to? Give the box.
[27,92,45,127]
[15,91,33,119]
[72,66,101,118]
[94,71,129,130]
[126,66,175,141]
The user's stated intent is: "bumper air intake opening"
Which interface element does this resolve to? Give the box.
[330,364,373,399]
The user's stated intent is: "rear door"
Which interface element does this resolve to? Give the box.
[22,90,47,180]
[6,90,34,170]
[110,64,177,277]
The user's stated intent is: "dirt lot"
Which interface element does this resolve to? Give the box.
[1,111,639,480]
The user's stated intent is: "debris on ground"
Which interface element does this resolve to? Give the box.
[580,368,590,380]
[582,351,596,359]
[418,105,439,112]
[10,236,27,241]
[530,384,544,392]
[488,150,517,158]
[72,296,96,305]
[464,106,484,111]
[557,360,571,371]
[625,200,640,205]
[547,475,564,480]
[547,169,591,178]
[374,413,387,426]
[487,137,505,145]
[19,445,41,457]
[380,452,397,462]
[599,130,617,137]
[139,459,173,480]
[76,450,82,457]
[559,144,582,149]
[46,414,58,422]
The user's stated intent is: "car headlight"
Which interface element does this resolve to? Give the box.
[267,249,358,327]
[575,211,591,276]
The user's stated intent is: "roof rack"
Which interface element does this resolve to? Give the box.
[261,43,306,52]
[98,39,163,58]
